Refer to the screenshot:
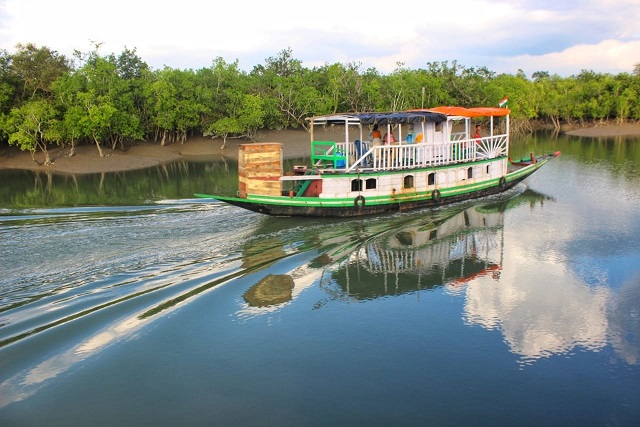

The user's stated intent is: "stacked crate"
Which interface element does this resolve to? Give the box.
[238,143,283,197]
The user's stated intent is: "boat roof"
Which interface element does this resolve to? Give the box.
[355,111,447,124]
[308,110,448,125]
[415,106,511,117]
[308,106,509,126]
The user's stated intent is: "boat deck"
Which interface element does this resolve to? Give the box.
[311,134,508,173]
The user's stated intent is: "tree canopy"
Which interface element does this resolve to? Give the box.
[1,43,639,162]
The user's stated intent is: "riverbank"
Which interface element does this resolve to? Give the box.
[563,122,640,137]
[0,128,313,175]
[1,124,639,174]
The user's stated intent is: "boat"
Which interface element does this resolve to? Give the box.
[196,106,560,217]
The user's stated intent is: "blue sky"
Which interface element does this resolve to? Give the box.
[1,0,639,77]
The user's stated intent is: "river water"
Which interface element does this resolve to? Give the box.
[1,133,639,426]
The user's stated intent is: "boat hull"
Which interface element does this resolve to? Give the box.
[198,158,551,218]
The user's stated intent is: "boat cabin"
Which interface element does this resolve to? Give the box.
[307,107,510,172]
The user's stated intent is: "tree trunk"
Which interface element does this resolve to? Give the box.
[29,150,42,166]
[93,135,104,157]
[43,149,51,165]
[36,140,51,165]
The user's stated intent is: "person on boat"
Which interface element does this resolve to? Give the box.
[474,125,482,143]
[383,129,396,144]
[371,124,382,146]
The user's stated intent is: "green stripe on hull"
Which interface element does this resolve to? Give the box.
[194,158,551,217]
[200,161,545,210]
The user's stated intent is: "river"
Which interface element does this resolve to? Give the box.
[1,133,639,426]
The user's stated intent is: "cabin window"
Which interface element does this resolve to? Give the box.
[467,167,473,179]
[366,178,377,189]
[436,122,442,132]
[486,165,490,174]
[351,179,363,191]
[404,175,414,189]
[428,172,435,186]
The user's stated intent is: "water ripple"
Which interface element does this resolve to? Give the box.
[0,202,256,346]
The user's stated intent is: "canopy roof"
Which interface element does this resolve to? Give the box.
[354,111,447,125]
[309,111,447,125]
[308,106,509,126]
[417,106,511,117]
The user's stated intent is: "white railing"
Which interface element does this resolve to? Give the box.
[451,131,467,142]
[317,134,508,172]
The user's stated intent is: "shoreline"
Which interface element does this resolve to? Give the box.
[0,128,313,175]
[1,124,639,175]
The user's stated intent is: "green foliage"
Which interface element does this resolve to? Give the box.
[6,99,60,164]
[1,42,639,155]
[9,43,71,101]
[205,93,265,147]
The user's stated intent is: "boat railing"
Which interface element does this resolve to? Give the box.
[476,134,508,159]
[311,141,348,168]
[312,134,508,172]
[451,131,467,142]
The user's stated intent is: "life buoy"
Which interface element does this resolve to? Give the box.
[432,189,441,203]
[354,195,365,208]
[499,176,507,189]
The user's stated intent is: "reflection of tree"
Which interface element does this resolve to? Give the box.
[243,274,295,307]
[0,160,240,207]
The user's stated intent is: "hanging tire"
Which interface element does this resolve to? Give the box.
[499,176,507,189]
[354,195,365,208]
[432,189,441,203]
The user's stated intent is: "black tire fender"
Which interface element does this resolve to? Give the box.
[354,195,365,208]
[432,189,441,203]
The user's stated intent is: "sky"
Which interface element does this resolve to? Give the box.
[1,0,639,77]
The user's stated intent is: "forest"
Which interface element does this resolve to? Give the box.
[1,42,639,165]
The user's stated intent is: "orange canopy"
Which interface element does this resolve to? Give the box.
[410,106,511,118]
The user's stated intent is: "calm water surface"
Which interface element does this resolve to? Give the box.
[1,133,639,426]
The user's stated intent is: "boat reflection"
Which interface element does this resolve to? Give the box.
[237,188,550,311]
[319,190,552,300]
[321,209,502,300]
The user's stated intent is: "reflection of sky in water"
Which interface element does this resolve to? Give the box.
[462,178,640,365]
[575,255,640,290]
[464,272,613,364]
[608,271,640,365]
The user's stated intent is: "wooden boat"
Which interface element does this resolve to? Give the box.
[196,106,560,217]
[509,152,560,166]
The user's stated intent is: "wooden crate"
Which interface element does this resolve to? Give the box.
[238,143,283,197]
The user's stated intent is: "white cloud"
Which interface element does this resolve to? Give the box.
[499,39,640,76]
[1,0,639,75]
